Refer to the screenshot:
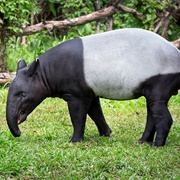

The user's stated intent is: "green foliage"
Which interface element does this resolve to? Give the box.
[3,0,180,71]
[0,89,180,179]
[27,32,59,59]
[139,0,169,30]
[0,0,39,36]
[63,23,94,41]
[5,22,94,72]
[1,0,179,40]
[47,0,57,17]
[114,0,180,40]
[61,0,93,18]
[5,32,60,72]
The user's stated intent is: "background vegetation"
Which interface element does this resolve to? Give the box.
[0,0,180,71]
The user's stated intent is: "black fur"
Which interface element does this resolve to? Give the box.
[135,73,180,146]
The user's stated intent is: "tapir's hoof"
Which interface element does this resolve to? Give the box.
[100,128,112,137]
[138,139,153,146]
[153,141,165,147]
[70,137,84,143]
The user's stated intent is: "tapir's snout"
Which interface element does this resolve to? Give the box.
[6,92,22,137]
[6,116,21,137]
[6,105,22,137]
[10,127,21,137]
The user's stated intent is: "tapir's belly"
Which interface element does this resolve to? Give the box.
[83,58,148,100]
[83,60,176,100]
[82,29,180,100]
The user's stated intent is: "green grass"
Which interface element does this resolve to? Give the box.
[0,88,180,180]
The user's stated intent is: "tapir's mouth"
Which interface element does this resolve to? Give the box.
[18,111,27,125]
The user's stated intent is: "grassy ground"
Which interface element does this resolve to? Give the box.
[0,88,179,180]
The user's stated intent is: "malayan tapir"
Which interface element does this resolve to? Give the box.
[6,28,180,147]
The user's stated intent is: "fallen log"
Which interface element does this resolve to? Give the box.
[0,72,16,85]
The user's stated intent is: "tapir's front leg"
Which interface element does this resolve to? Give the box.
[88,97,112,136]
[67,97,91,142]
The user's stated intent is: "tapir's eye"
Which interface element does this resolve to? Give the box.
[15,91,26,97]
[22,92,26,97]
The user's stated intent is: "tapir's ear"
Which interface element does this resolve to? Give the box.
[27,58,39,77]
[17,59,27,73]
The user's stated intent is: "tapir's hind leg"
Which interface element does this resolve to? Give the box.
[139,100,172,146]
[138,104,156,144]
[150,101,173,146]
[88,97,112,136]
[138,74,177,146]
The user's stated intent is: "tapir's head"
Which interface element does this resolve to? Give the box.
[6,59,46,137]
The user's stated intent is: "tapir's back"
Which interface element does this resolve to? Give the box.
[81,28,180,100]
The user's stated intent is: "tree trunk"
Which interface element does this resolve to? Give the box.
[95,0,101,33]
[106,16,113,31]
[0,43,7,72]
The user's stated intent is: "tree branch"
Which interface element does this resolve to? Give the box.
[16,6,117,36]
[0,72,16,84]
[154,12,170,34]
[116,4,145,20]
[16,3,145,37]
